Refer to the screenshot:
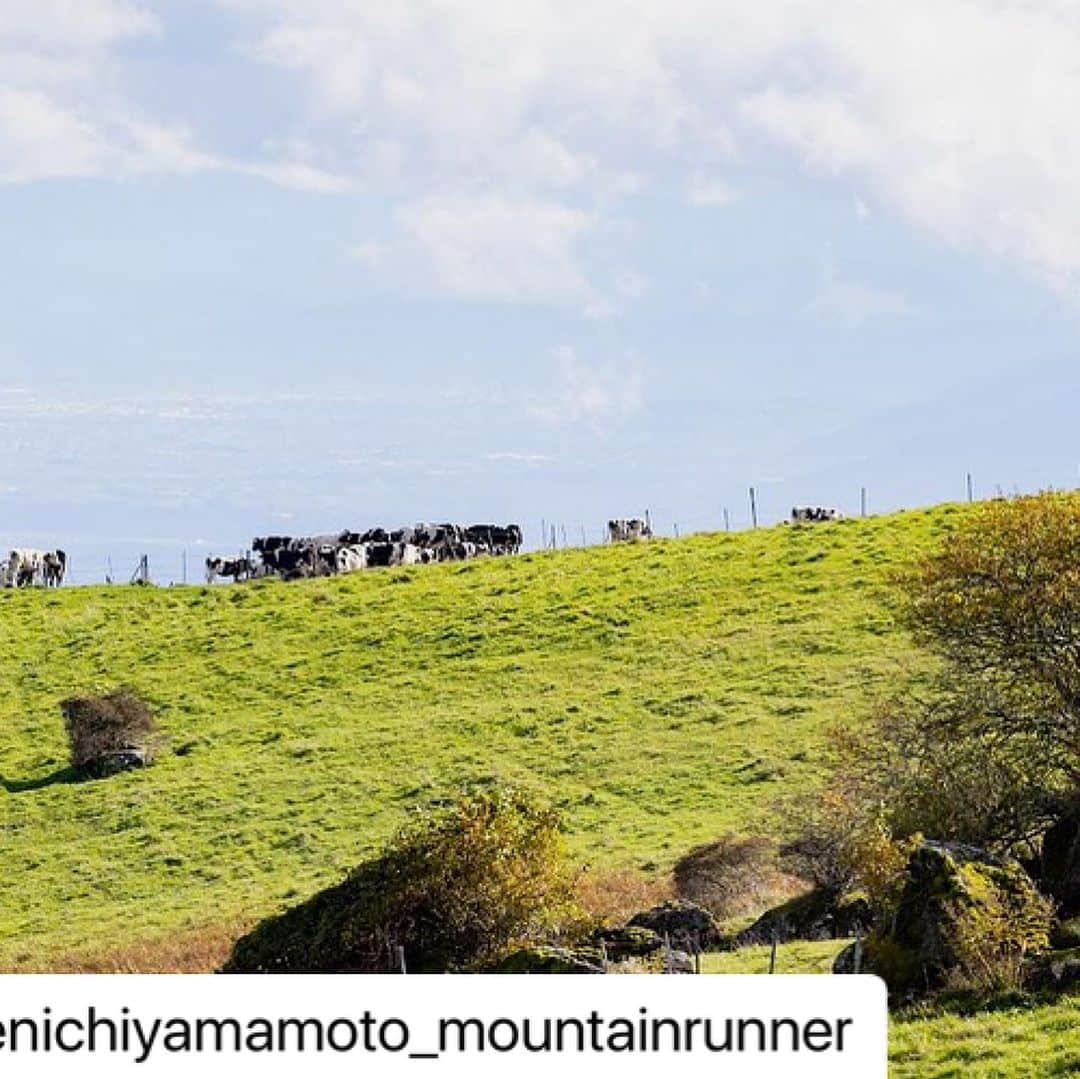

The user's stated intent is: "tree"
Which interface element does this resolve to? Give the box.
[804,494,1080,873]
[897,492,1080,784]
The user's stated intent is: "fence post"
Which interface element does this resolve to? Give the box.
[769,930,778,974]
[723,508,730,533]
[749,487,759,529]
[860,487,868,518]
[967,473,974,503]
[395,944,407,975]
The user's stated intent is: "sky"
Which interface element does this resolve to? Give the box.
[2,1,1080,580]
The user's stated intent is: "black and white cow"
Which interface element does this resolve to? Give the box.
[43,550,67,587]
[205,556,253,583]
[335,544,368,573]
[791,506,844,524]
[3,549,47,587]
[608,518,652,543]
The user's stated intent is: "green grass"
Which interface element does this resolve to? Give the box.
[890,996,1080,1077]
[702,938,849,975]
[1,506,957,965]
[705,945,1080,1075]
[7,500,1077,1071]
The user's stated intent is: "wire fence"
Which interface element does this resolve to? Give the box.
[3,472,1052,590]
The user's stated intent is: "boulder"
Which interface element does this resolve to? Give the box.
[735,890,872,947]
[832,940,874,975]
[492,946,605,974]
[864,840,1052,996]
[1039,811,1080,917]
[663,949,695,974]
[627,900,718,949]
[86,747,151,779]
[592,925,664,963]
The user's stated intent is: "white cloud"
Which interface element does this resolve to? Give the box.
[395,194,596,305]
[0,0,159,50]
[534,345,645,430]
[215,1,1080,297]
[7,2,1080,301]
[486,451,552,463]
[0,1,352,189]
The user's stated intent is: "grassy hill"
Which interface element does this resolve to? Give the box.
[0,505,959,967]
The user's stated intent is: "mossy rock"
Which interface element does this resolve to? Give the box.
[865,840,1052,996]
[736,889,872,946]
[592,925,664,962]
[627,900,718,948]
[492,946,605,974]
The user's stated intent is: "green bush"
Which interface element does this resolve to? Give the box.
[224,787,577,973]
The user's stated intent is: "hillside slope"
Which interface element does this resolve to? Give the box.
[0,506,959,966]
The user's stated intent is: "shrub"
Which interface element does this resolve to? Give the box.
[673,835,799,919]
[61,687,158,775]
[224,786,578,973]
[576,869,673,924]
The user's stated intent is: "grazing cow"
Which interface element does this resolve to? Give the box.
[3,548,47,587]
[335,544,368,573]
[251,519,523,580]
[205,556,253,583]
[363,541,396,568]
[791,506,844,524]
[393,542,423,566]
[608,518,652,543]
[42,550,67,587]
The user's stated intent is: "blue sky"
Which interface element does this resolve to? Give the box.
[2,1,1080,578]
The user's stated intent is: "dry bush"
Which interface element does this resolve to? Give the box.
[575,869,674,924]
[674,834,803,920]
[61,687,158,773]
[13,921,249,974]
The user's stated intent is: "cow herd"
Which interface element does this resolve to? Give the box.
[207,523,524,583]
[607,517,652,543]
[2,506,847,589]
[1,548,67,588]
[790,506,844,524]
